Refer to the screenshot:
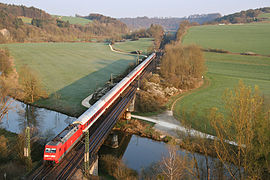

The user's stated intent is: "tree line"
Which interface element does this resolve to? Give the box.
[119,13,221,30]
[207,7,270,24]
[160,21,205,90]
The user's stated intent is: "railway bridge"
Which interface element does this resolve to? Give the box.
[29,53,159,179]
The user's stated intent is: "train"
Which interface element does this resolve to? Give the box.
[43,53,156,163]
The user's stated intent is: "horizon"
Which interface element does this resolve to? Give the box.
[1,0,270,18]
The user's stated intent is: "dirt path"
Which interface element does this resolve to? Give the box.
[132,79,211,138]
[132,113,238,146]
[81,94,93,108]
[109,44,147,57]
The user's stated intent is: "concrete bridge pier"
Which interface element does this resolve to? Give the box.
[127,94,136,112]
[89,155,99,176]
[111,133,119,148]
[122,94,136,121]
[104,133,119,148]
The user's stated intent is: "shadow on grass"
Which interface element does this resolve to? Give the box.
[35,58,135,117]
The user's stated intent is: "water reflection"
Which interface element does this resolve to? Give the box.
[0,99,76,140]
[100,132,233,179]
[16,104,43,135]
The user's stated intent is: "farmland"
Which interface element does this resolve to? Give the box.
[174,23,270,135]
[53,15,92,25]
[113,38,154,55]
[0,43,137,116]
[183,23,270,55]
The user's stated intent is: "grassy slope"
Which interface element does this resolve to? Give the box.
[18,16,32,24]
[174,23,270,135]
[174,53,270,134]
[53,15,92,25]
[113,38,154,55]
[258,13,270,20]
[1,43,136,116]
[183,23,270,55]
[19,15,92,26]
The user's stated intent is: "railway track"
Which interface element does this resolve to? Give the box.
[29,85,136,179]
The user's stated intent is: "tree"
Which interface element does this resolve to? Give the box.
[160,43,206,89]
[19,65,47,103]
[159,146,187,180]
[147,24,164,50]
[176,20,190,42]
[210,81,270,179]
[0,48,12,76]
[0,49,14,122]
[0,135,8,159]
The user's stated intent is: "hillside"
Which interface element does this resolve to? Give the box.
[213,7,270,24]
[0,3,128,43]
[119,13,221,30]
[183,23,270,55]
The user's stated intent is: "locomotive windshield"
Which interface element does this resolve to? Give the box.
[45,148,56,153]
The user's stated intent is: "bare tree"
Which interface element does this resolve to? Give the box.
[19,65,47,103]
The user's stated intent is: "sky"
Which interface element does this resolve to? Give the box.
[1,0,270,18]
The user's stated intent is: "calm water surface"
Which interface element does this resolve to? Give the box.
[0,100,76,139]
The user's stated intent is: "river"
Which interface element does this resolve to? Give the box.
[0,99,231,179]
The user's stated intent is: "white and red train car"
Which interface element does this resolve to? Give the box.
[43,53,156,163]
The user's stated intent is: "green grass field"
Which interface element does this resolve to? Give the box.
[113,38,154,55]
[1,43,137,116]
[174,52,270,135]
[18,16,32,24]
[258,13,270,21]
[53,15,92,25]
[183,23,270,56]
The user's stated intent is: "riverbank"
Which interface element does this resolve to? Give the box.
[0,128,44,179]
[113,117,218,159]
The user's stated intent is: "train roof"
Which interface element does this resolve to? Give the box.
[46,124,79,146]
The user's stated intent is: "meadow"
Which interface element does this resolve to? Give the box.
[18,15,92,26]
[1,43,137,116]
[258,13,270,21]
[175,23,270,135]
[113,38,154,55]
[183,23,270,55]
[18,16,32,24]
[52,15,92,25]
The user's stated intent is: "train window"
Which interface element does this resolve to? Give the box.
[51,149,56,153]
[45,148,56,153]
[45,148,50,153]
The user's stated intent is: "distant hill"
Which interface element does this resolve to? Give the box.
[213,7,270,24]
[0,3,128,43]
[119,13,221,30]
